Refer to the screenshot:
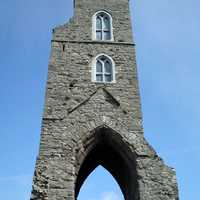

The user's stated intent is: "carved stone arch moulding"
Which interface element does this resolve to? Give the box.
[73,125,140,200]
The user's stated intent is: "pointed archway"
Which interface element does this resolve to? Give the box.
[75,126,139,200]
[78,165,124,200]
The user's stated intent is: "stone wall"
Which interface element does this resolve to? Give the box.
[30,0,179,199]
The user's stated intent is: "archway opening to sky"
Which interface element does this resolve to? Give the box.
[74,126,139,200]
[77,165,124,200]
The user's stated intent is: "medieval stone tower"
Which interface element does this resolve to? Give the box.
[31,0,179,199]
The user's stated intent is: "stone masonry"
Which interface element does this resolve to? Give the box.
[30,0,179,199]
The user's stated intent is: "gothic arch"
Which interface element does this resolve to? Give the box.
[92,10,114,41]
[74,125,139,200]
[91,54,116,83]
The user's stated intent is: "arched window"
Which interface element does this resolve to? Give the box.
[92,54,115,83]
[93,11,113,41]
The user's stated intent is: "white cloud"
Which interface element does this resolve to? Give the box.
[101,191,122,200]
[85,191,123,200]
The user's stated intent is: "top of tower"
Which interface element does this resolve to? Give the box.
[53,0,133,43]
[74,0,130,7]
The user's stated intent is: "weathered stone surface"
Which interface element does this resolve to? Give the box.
[30,0,179,200]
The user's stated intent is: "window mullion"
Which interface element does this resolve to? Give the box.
[102,62,105,82]
[102,27,104,40]
[101,17,103,40]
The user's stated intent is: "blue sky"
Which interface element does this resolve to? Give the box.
[0,0,199,199]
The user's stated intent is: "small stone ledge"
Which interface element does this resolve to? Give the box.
[51,39,135,46]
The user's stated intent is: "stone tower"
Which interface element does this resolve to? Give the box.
[31,0,179,200]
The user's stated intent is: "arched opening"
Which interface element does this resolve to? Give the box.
[91,54,116,83]
[78,165,124,200]
[92,11,114,41]
[75,126,139,200]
